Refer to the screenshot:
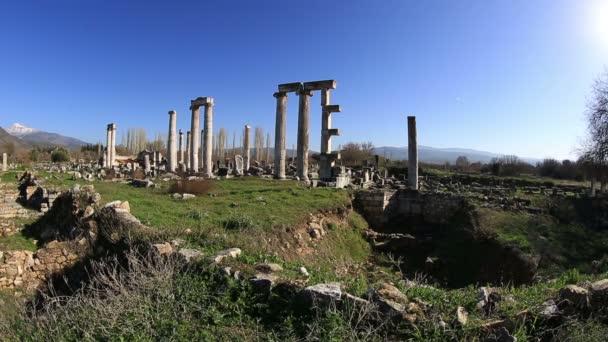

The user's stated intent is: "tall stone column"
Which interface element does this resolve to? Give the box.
[2,153,7,172]
[190,104,201,173]
[244,125,251,171]
[186,131,191,169]
[296,88,312,182]
[273,92,288,179]
[105,124,112,168]
[200,129,204,172]
[408,116,418,190]
[178,129,184,165]
[320,89,331,154]
[203,102,214,177]
[109,123,117,167]
[167,110,178,172]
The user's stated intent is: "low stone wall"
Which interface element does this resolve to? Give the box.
[0,240,84,292]
[355,190,466,229]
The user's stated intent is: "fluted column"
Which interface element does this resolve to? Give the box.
[203,102,214,177]
[190,105,201,173]
[296,89,312,182]
[2,153,7,172]
[273,92,288,179]
[244,125,251,171]
[167,110,177,172]
[408,116,418,190]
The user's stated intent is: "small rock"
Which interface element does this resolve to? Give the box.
[182,193,196,200]
[249,273,277,293]
[559,285,589,308]
[255,263,283,274]
[302,283,342,307]
[152,242,173,255]
[590,279,608,310]
[541,299,558,317]
[456,306,468,326]
[172,193,183,200]
[118,201,130,213]
[210,248,242,264]
[299,266,309,277]
[178,248,203,262]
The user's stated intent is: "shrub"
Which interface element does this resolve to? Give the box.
[222,212,256,230]
[51,148,71,163]
[169,179,214,195]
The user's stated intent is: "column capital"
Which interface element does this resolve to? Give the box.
[273,91,288,98]
[296,89,313,96]
[168,110,177,115]
[190,96,214,110]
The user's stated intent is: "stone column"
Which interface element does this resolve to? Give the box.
[167,110,177,172]
[178,129,184,166]
[186,131,191,169]
[109,123,117,167]
[244,125,251,171]
[407,116,418,190]
[296,88,313,182]
[190,104,201,173]
[320,89,331,154]
[2,153,7,172]
[144,154,151,174]
[273,92,288,179]
[203,102,214,177]
[200,129,204,172]
[105,124,112,168]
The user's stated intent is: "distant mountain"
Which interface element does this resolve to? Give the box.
[372,146,541,165]
[6,123,89,149]
[0,126,30,153]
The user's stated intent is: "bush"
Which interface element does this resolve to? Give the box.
[222,212,256,230]
[169,179,214,195]
[50,148,71,163]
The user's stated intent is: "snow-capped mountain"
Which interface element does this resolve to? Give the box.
[4,122,89,149]
[6,123,39,136]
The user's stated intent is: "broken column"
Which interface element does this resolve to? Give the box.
[167,110,177,172]
[178,129,184,166]
[408,116,418,190]
[2,153,7,172]
[244,125,251,171]
[296,87,312,182]
[144,154,151,174]
[273,91,288,179]
[319,85,341,180]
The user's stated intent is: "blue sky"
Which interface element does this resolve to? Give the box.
[1,0,607,160]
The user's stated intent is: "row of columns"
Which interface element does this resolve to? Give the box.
[105,123,116,168]
[273,80,341,182]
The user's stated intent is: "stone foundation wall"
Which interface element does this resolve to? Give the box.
[0,240,84,291]
[355,190,466,229]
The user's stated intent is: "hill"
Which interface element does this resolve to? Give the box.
[6,123,89,149]
[0,126,30,154]
[373,145,541,164]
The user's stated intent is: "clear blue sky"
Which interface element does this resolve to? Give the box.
[1,0,607,160]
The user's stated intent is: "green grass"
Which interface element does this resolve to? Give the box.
[477,208,608,274]
[0,233,37,251]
